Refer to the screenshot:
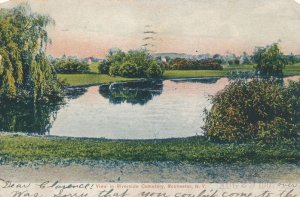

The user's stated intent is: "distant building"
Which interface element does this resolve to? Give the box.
[85,56,104,64]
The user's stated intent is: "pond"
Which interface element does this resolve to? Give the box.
[0,76,299,139]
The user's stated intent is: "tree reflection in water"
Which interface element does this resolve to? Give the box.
[0,101,62,135]
[0,87,88,135]
[65,87,88,99]
[99,80,163,105]
[170,77,220,84]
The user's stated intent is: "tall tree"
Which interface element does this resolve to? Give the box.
[0,4,62,102]
[252,43,287,77]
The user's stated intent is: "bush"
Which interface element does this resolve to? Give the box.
[109,62,121,76]
[55,60,90,74]
[104,49,164,78]
[166,58,223,70]
[203,79,300,144]
[98,60,110,74]
[257,117,297,144]
[119,61,138,77]
[146,62,163,78]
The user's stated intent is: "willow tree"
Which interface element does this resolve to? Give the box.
[0,4,62,102]
[252,43,287,77]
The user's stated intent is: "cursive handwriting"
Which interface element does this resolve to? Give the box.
[0,179,299,197]
[0,179,31,189]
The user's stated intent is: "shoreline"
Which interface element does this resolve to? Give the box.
[63,76,224,88]
[62,74,300,88]
[0,131,198,141]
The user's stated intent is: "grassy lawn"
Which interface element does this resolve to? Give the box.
[164,64,300,78]
[58,62,137,86]
[58,63,300,86]
[163,70,229,78]
[284,63,300,76]
[58,74,137,86]
[0,134,299,165]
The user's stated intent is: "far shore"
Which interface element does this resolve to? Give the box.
[58,63,300,87]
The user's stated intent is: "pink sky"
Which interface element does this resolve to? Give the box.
[2,0,300,58]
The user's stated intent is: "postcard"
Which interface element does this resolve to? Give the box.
[0,0,299,196]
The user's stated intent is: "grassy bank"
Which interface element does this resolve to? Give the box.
[58,74,137,86]
[58,63,300,86]
[0,134,299,165]
[58,62,136,86]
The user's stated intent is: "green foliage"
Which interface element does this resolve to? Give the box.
[166,58,223,70]
[54,60,90,74]
[227,58,240,65]
[0,101,60,134]
[145,62,163,78]
[203,79,300,144]
[101,49,164,78]
[98,60,110,74]
[0,49,16,98]
[57,64,300,87]
[119,61,138,77]
[99,80,163,105]
[285,53,298,65]
[257,117,297,144]
[253,43,287,77]
[0,4,63,102]
[109,62,121,76]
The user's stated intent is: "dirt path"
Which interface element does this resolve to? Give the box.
[1,161,299,183]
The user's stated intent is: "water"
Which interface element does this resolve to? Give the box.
[0,76,299,139]
[51,77,227,139]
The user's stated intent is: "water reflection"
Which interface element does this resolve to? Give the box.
[0,102,61,135]
[65,87,88,99]
[50,78,229,139]
[170,77,220,84]
[1,76,299,139]
[99,80,163,105]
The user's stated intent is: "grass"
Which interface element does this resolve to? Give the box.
[0,134,299,165]
[162,64,255,78]
[163,70,229,78]
[58,63,300,86]
[164,64,300,78]
[284,63,300,76]
[58,74,137,86]
[58,62,137,86]
[89,62,99,73]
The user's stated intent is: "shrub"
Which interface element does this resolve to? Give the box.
[109,62,121,76]
[104,49,163,78]
[55,60,90,74]
[98,60,110,74]
[146,62,163,78]
[119,61,138,78]
[203,79,300,144]
[257,117,297,144]
[166,58,223,70]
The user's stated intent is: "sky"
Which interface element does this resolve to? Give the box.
[1,0,300,58]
